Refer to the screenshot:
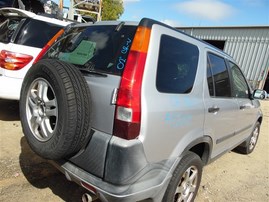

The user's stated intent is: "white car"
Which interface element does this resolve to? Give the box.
[0,7,70,100]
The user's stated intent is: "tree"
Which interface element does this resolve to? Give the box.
[101,0,124,21]
[76,0,124,21]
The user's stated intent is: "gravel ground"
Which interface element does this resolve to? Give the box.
[0,99,268,202]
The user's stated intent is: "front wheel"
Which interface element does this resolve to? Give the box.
[235,122,260,154]
[162,152,203,202]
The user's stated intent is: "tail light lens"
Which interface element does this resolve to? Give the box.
[33,28,65,64]
[113,26,151,140]
[0,50,33,70]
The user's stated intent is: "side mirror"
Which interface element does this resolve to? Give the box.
[252,89,268,100]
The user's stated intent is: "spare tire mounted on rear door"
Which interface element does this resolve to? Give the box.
[20,59,92,160]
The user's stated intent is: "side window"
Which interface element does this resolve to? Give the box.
[207,61,214,96]
[156,35,199,94]
[229,62,249,98]
[207,53,231,97]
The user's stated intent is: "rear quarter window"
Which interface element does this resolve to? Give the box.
[14,18,63,48]
[156,35,199,94]
[0,16,23,43]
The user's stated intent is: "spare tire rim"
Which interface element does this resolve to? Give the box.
[174,165,198,202]
[26,78,58,142]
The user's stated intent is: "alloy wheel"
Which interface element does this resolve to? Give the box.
[174,165,199,202]
[26,78,58,142]
[249,126,259,151]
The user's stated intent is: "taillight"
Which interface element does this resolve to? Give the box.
[33,28,65,64]
[0,50,33,70]
[113,26,151,140]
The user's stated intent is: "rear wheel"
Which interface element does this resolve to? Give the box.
[162,152,203,202]
[20,59,92,160]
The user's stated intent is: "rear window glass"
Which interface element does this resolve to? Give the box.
[44,25,137,75]
[14,18,63,48]
[156,35,199,94]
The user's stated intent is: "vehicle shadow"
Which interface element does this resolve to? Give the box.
[19,137,93,202]
[0,99,20,121]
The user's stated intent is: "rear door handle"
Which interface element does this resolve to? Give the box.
[208,106,220,113]
[240,105,246,110]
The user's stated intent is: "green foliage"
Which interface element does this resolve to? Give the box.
[101,0,124,21]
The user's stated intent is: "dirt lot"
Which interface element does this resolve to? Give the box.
[0,99,268,202]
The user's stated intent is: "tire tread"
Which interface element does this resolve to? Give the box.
[20,59,92,159]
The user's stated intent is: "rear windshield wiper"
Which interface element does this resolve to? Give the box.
[115,22,125,32]
[78,68,107,77]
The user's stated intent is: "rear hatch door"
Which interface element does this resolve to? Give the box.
[43,22,137,134]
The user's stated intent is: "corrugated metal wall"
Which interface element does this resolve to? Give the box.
[179,27,269,89]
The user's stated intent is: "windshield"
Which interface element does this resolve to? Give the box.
[43,24,137,75]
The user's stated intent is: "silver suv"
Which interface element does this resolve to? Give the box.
[20,18,266,202]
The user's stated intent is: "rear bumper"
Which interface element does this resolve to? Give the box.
[51,159,172,202]
[0,75,22,100]
[50,131,177,201]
